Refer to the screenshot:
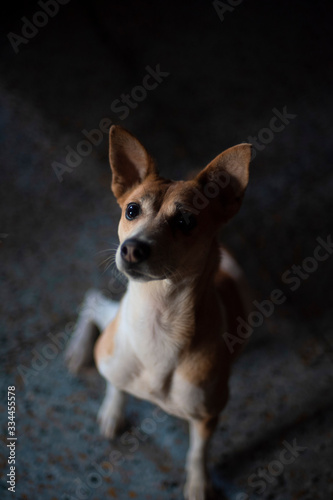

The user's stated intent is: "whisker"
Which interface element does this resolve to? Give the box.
[163,263,183,282]
[96,247,118,255]
[97,246,118,273]
[99,254,115,266]
[104,259,116,273]
[103,259,116,274]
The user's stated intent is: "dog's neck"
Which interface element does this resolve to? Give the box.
[124,238,221,348]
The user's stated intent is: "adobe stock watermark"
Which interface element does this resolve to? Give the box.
[236,439,307,499]
[17,321,75,384]
[213,0,243,22]
[63,406,168,500]
[102,269,128,299]
[134,106,295,227]
[246,107,297,159]
[223,234,333,353]
[52,64,170,182]
[174,168,233,228]
[7,0,71,54]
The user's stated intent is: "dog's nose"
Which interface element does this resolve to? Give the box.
[121,238,150,264]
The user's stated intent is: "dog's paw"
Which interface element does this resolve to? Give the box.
[65,337,91,374]
[97,405,124,439]
[65,320,98,374]
[184,476,213,500]
[65,342,87,374]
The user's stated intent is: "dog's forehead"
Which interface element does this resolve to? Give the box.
[127,178,197,214]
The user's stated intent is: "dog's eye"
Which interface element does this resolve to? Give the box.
[125,203,141,220]
[173,211,197,233]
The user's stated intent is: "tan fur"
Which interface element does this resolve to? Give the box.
[94,310,120,360]
[196,416,219,439]
[215,264,248,359]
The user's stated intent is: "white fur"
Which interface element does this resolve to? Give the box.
[65,290,118,374]
[97,281,207,420]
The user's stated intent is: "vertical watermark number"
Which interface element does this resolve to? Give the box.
[7,386,16,493]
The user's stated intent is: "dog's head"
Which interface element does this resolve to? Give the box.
[109,126,251,282]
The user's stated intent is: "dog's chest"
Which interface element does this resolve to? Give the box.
[96,287,211,418]
[99,317,178,398]
[97,304,204,416]
[98,349,204,419]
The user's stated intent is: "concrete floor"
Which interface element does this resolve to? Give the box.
[1,0,333,498]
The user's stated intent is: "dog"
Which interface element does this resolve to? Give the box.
[66,125,252,499]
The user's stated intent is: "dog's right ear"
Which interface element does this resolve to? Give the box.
[109,125,156,200]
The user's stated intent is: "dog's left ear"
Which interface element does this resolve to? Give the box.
[109,125,156,200]
[196,144,252,222]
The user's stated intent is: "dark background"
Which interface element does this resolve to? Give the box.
[1,1,333,499]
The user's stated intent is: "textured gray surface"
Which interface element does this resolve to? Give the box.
[1,1,333,499]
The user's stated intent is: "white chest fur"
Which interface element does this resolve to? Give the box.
[96,280,207,419]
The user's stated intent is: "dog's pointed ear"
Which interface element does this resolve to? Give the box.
[109,125,156,200]
[196,144,252,222]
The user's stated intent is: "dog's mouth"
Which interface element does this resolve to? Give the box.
[121,266,168,282]
[116,239,172,282]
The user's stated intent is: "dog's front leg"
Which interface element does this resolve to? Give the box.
[184,416,218,500]
[97,382,127,439]
[66,289,119,374]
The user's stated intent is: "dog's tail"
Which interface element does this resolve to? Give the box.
[65,289,119,374]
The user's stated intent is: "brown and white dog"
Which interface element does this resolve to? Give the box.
[66,126,252,500]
